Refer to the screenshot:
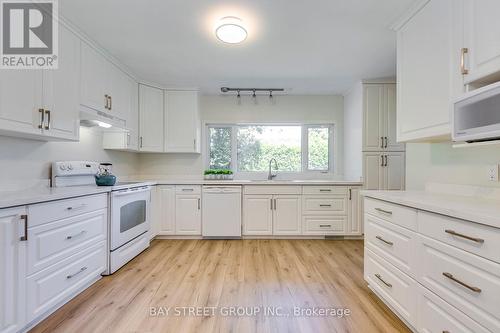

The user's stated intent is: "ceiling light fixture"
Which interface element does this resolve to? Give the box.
[215,16,247,44]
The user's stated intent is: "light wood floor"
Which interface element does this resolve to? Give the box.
[30,239,411,333]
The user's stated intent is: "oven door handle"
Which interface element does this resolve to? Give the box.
[112,187,150,197]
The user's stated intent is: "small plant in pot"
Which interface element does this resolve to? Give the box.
[204,169,233,180]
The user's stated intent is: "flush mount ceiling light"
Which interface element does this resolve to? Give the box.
[215,16,247,44]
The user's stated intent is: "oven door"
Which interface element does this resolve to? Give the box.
[110,186,150,251]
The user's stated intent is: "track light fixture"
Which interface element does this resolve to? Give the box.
[220,87,285,99]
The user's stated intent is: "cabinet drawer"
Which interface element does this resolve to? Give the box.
[302,216,345,235]
[244,186,301,195]
[364,248,417,327]
[27,209,107,275]
[418,211,500,264]
[364,197,417,231]
[29,194,108,227]
[302,196,347,215]
[365,213,417,278]
[417,235,500,333]
[175,185,201,194]
[417,285,491,333]
[26,241,106,321]
[302,186,347,195]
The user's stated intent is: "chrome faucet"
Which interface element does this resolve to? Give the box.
[268,158,278,180]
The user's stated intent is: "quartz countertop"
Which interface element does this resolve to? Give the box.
[361,190,500,229]
[153,179,364,186]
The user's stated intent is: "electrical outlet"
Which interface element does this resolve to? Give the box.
[488,165,499,181]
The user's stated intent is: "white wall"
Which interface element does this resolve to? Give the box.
[139,94,344,178]
[343,83,363,180]
[0,127,139,189]
[406,142,500,190]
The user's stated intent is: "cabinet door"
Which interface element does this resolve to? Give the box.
[0,208,27,333]
[139,84,164,152]
[0,70,42,137]
[384,152,406,190]
[109,65,131,121]
[175,195,201,235]
[158,186,176,235]
[396,0,463,142]
[126,78,139,150]
[80,42,109,113]
[347,187,362,235]
[384,84,404,151]
[464,0,500,83]
[363,84,385,151]
[273,195,301,235]
[243,195,273,235]
[164,90,200,153]
[363,153,384,190]
[42,24,80,141]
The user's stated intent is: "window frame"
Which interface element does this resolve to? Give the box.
[204,122,336,180]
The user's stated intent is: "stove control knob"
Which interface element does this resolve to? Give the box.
[67,165,73,170]
[59,165,66,171]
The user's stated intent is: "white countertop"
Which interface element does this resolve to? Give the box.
[0,178,362,209]
[361,190,500,228]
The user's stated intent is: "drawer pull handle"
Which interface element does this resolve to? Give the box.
[319,189,331,192]
[66,230,87,240]
[375,208,392,215]
[375,235,394,246]
[67,266,88,279]
[319,204,332,207]
[444,229,484,244]
[66,204,87,211]
[319,224,332,228]
[182,189,194,192]
[375,274,392,288]
[442,272,482,293]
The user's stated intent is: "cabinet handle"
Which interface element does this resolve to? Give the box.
[375,274,392,288]
[349,188,352,200]
[66,230,86,240]
[444,229,484,244]
[380,136,384,149]
[182,188,194,192]
[319,224,331,228]
[380,155,384,167]
[319,189,331,192]
[67,266,88,279]
[270,198,273,210]
[376,235,394,246]
[274,199,277,210]
[198,198,201,210]
[105,95,109,109]
[193,139,196,150]
[108,95,112,110]
[38,108,44,129]
[127,133,131,146]
[442,272,481,293]
[20,214,28,241]
[140,136,143,148]
[384,137,388,149]
[66,204,87,211]
[384,155,388,167]
[460,47,469,75]
[375,207,392,215]
[44,110,51,130]
[319,204,332,207]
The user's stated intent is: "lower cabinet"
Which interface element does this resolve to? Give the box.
[175,194,201,235]
[243,195,273,235]
[363,152,405,190]
[273,196,302,235]
[0,207,27,333]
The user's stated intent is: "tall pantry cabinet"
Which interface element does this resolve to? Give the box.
[344,81,406,191]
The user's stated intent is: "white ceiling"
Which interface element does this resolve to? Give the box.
[60,0,415,95]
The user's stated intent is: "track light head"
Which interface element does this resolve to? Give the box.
[221,87,230,93]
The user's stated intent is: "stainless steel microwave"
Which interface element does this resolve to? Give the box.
[453,81,500,142]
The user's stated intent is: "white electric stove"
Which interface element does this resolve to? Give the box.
[52,161,152,274]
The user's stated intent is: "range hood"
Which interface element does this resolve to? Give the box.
[79,107,127,130]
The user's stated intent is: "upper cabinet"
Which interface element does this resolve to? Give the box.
[0,23,80,141]
[363,83,404,152]
[395,0,464,142]
[139,84,164,152]
[164,90,201,153]
[463,0,500,83]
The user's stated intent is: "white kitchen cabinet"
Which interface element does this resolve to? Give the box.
[41,24,80,141]
[80,42,110,114]
[0,207,27,333]
[175,194,201,235]
[158,186,176,235]
[395,0,464,142]
[243,195,273,235]
[363,84,404,152]
[347,187,362,235]
[463,0,500,83]
[363,152,405,190]
[0,23,80,141]
[139,84,164,152]
[164,90,200,153]
[273,195,301,235]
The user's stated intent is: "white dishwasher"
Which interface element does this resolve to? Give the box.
[202,186,242,238]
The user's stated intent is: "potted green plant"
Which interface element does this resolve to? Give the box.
[204,169,233,180]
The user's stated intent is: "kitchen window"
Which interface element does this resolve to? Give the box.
[206,123,334,178]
